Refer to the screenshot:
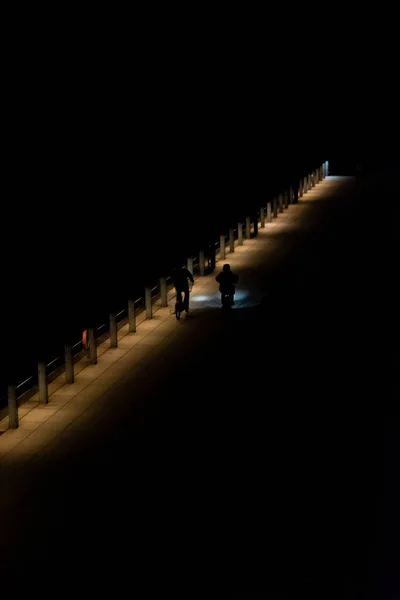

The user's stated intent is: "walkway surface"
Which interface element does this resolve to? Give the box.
[0,175,393,597]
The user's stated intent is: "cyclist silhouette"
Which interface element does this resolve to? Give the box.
[216,264,239,306]
[171,266,194,315]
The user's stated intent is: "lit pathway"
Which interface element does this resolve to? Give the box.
[0,179,331,474]
[1,171,386,597]
[1,175,353,586]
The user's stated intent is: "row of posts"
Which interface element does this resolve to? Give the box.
[7,162,328,429]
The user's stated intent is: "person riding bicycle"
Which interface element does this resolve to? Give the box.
[171,265,194,314]
[216,264,239,305]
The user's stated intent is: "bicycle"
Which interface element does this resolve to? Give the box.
[174,290,184,320]
[173,282,193,320]
[221,289,235,309]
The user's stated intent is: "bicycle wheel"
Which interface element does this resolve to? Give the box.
[175,302,181,320]
[175,291,182,320]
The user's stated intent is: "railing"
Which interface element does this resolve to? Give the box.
[1,162,328,427]
[1,295,149,410]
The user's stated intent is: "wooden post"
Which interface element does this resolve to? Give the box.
[199,250,205,276]
[245,216,251,240]
[8,384,18,429]
[88,327,97,364]
[260,207,265,228]
[209,245,216,271]
[160,277,168,307]
[38,361,48,404]
[273,197,278,218]
[229,228,235,253]
[109,312,118,348]
[267,202,272,222]
[145,287,152,319]
[220,234,225,260]
[65,343,74,384]
[238,222,243,245]
[128,299,136,333]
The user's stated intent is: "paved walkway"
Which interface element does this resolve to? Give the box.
[2,174,379,594]
[0,180,325,468]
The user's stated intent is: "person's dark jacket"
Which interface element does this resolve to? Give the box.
[216,269,238,294]
[171,267,194,290]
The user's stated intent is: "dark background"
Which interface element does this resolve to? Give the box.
[0,13,398,595]
[3,84,329,383]
[1,163,397,597]
[2,16,397,387]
